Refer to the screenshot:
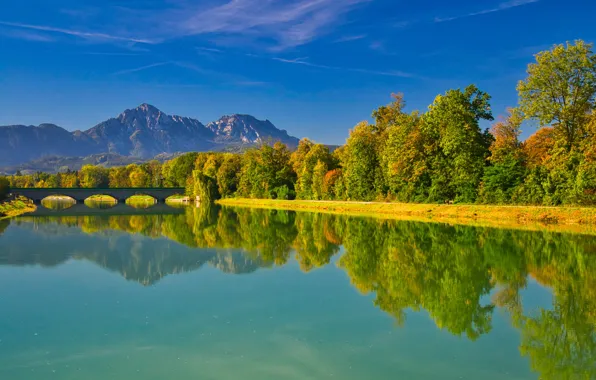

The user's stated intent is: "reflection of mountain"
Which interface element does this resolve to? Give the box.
[3,207,596,378]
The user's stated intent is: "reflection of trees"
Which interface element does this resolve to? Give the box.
[338,219,596,378]
[3,207,596,378]
[0,219,9,236]
[339,220,494,339]
[516,236,596,380]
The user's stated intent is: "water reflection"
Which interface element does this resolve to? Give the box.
[2,205,595,378]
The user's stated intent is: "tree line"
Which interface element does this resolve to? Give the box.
[2,40,595,206]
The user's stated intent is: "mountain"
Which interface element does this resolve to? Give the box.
[0,123,97,165]
[0,104,301,167]
[85,104,216,157]
[207,114,298,146]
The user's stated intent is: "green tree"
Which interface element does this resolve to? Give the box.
[163,153,198,187]
[517,40,596,150]
[238,143,295,199]
[193,172,219,203]
[342,122,382,201]
[216,154,242,198]
[423,85,494,202]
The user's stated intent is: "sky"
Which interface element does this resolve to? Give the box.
[0,0,594,144]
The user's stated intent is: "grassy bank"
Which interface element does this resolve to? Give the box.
[0,199,36,219]
[217,198,596,234]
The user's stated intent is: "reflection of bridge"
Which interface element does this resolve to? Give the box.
[9,187,186,204]
[26,202,186,216]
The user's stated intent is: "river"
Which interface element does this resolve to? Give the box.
[0,203,594,379]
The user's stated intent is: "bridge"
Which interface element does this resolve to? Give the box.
[9,187,186,204]
[24,202,186,217]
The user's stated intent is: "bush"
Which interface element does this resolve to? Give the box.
[272,185,295,200]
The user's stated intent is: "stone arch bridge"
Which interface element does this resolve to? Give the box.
[9,187,186,204]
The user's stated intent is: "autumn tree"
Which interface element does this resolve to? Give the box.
[311,160,328,200]
[479,110,526,204]
[109,166,132,188]
[129,165,150,187]
[377,95,428,201]
[78,165,109,188]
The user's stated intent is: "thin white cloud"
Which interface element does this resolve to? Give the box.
[434,0,540,23]
[0,21,155,44]
[333,34,367,43]
[2,0,370,50]
[233,81,269,86]
[271,56,414,78]
[80,52,143,56]
[146,0,371,50]
[196,46,224,53]
[112,62,170,76]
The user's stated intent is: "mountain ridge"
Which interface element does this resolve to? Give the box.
[0,104,300,166]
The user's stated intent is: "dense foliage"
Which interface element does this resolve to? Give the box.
[0,177,9,201]
[2,41,595,206]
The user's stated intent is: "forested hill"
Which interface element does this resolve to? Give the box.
[0,104,300,166]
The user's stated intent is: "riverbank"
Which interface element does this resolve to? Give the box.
[0,199,36,219]
[217,198,596,234]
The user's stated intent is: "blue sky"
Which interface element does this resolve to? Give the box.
[0,0,594,144]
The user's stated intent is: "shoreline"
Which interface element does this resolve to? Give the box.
[216,198,596,235]
[0,199,37,220]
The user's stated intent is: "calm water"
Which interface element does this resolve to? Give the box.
[0,203,595,379]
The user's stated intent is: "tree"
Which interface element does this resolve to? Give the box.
[423,85,494,202]
[523,127,556,169]
[193,172,219,203]
[479,110,526,204]
[109,166,132,188]
[322,169,343,200]
[163,153,198,187]
[144,160,163,187]
[78,165,109,188]
[293,143,334,199]
[129,166,150,188]
[517,40,596,150]
[379,99,428,201]
[342,122,381,201]
[216,154,242,198]
[311,160,328,200]
[237,143,295,199]
[60,171,79,188]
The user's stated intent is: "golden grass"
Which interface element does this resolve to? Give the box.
[217,198,596,235]
[0,199,37,219]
